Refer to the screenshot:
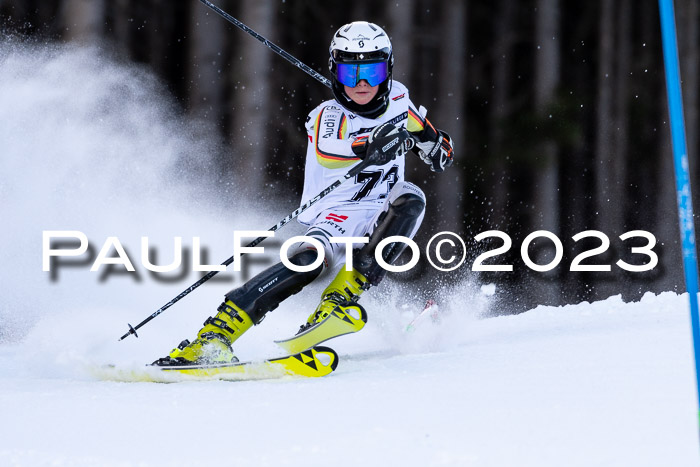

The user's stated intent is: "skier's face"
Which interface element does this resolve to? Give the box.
[344,79,379,106]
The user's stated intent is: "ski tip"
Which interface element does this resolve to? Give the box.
[312,346,339,372]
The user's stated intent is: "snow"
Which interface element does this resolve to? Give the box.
[1,292,699,466]
[2,40,700,467]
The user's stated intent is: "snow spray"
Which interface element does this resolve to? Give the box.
[0,37,274,367]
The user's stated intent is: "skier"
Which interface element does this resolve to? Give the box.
[154,21,454,366]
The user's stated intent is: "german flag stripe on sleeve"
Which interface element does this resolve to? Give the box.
[407,107,426,133]
[337,114,347,139]
[314,107,359,169]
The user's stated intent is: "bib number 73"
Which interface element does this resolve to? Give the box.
[351,165,399,201]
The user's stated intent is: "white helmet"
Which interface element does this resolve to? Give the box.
[328,21,393,118]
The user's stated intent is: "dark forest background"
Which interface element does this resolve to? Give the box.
[3,0,699,313]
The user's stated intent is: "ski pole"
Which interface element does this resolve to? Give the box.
[118,158,372,341]
[198,0,332,89]
[198,0,423,154]
[119,5,420,341]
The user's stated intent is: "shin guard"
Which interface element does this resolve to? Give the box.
[225,248,325,323]
[354,184,426,286]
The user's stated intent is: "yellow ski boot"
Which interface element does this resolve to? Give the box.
[153,300,253,366]
[275,268,369,354]
[306,268,369,327]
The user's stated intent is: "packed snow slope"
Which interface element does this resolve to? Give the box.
[2,39,700,467]
[1,292,699,467]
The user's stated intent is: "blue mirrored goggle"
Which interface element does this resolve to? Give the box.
[336,61,389,87]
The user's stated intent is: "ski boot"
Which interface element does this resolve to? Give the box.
[275,268,369,354]
[153,300,253,366]
[303,267,369,331]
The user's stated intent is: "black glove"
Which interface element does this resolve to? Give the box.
[362,123,414,166]
[415,119,454,173]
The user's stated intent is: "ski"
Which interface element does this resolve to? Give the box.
[93,346,339,383]
[275,303,367,354]
[405,300,440,332]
